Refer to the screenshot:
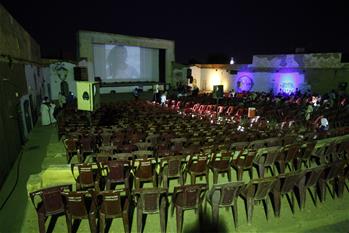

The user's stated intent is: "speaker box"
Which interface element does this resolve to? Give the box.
[76,81,100,111]
[74,67,88,81]
[213,85,224,99]
[186,68,192,78]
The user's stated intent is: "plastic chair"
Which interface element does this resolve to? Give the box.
[208,151,232,184]
[134,188,168,233]
[133,158,157,189]
[172,184,208,233]
[240,177,278,224]
[63,191,97,233]
[97,190,130,233]
[29,184,72,233]
[184,154,209,186]
[231,150,255,181]
[71,163,100,191]
[205,182,245,228]
[158,155,186,189]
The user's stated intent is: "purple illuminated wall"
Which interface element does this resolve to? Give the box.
[235,72,254,92]
[273,72,304,95]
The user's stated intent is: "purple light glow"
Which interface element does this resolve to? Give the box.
[235,72,254,92]
[273,72,304,95]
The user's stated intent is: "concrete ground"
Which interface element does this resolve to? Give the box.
[1,121,349,233]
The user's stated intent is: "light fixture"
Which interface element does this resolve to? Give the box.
[230,57,235,65]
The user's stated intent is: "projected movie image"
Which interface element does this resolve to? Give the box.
[93,44,159,82]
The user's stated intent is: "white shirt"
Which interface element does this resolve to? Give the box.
[320,117,329,127]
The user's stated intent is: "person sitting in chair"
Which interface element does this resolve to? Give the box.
[319,115,329,131]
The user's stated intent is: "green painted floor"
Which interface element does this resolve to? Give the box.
[1,123,349,233]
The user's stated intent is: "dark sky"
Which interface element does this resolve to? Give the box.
[2,0,349,64]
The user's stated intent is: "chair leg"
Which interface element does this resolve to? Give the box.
[258,165,264,178]
[105,180,111,190]
[212,205,219,225]
[163,176,168,189]
[227,168,232,182]
[160,206,166,233]
[99,214,105,233]
[122,212,130,233]
[264,198,270,221]
[88,213,97,233]
[232,201,238,229]
[191,174,196,184]
[137,208,143,233]
[135,178,140,189]
[246,198,254,224]
[176,208,184,233]
[66,214,72,233]
[158,174,162,187]
[206,172,209,186]
[273,193,281,217]
[213,170,218,184]
[153,174,157,187]
[38,213,46,233]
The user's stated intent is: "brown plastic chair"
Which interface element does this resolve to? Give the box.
[63,191,97,233]
[276,144,301,174]
[79,135,96,162]
[64,138,79,163]
[208,151,232,184]
[296,141,316,169]
[172,184,208,233]
[134,158,157,189]
[231,150,255,181]
[205,181,245,228]
[134,188,168,233]
[240,177,278,224]
[100,132,113,146]
[273,171,306,217]
[97,190,130,233]
[318,160,346,202]
[71,163,100,191]
[253,146,281,178]
[301,165,326,208]
[158,155,186,189]
[101,160,132,190]
[185,155,209,186]
[338,164,349,198]
[29,184,72,233]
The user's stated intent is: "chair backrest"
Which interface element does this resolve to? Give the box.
[278,171,306,194]
[113,152,133,161]
[64,138,78,152]
[71,163,96,188]
[301,141,317,160]
[282,144,301,162]
[64,191,89,217]
[173,184,208,209]
[98,190,123,216]
[207,182,245,206]
[255,146,281,166]
[101,133,112,146]
[226,106,234,115]
[189,155,208,170]
[323,160,346,181]
[134,188,168,214]
[245,177,277,201]
[30,184,72,215]
[234,150,256,168]
[304,165,326,187]
[132,150,154,159]
[135,158,155,178]
[80,135,94,152]
[161,155,184,177]
[107,160,129,181]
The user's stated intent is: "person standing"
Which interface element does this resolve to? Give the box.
[40,97,51,126]
[58,91,66,108]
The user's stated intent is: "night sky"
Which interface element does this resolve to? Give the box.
[2,0,349,64]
